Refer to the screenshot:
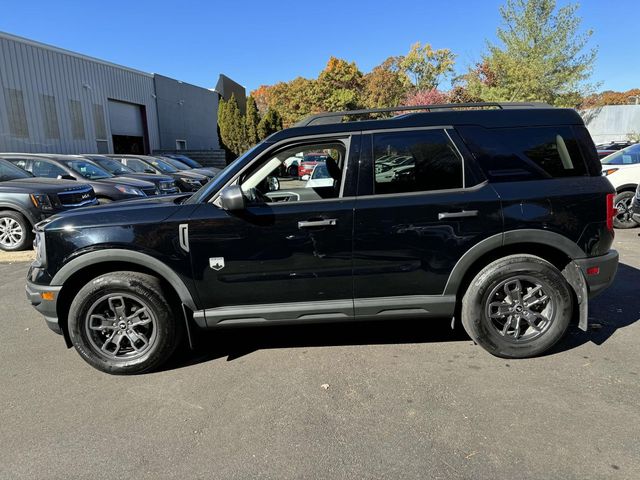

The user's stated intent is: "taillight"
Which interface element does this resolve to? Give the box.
[606,193,616,232]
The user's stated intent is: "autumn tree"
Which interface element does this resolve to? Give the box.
[462,0,597,106]
[400,42,456,91]
[404,89,450,106]
[316,57,364,112]
[363,57,410,109]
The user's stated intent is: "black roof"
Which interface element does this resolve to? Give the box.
[267,105,584,144]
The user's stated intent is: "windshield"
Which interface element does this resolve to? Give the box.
[0,160,33,181]
[602,144,640,165]
[149,158,179,173]
[160,157,189,171]
[185,143,264,204]
[64,160,112,179]
[93,157,135,175]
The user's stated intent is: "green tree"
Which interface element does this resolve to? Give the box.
[463,0,597,106]
[400,42,456,91]
[218,94,247,157]
[316,57,364,111]
[245,96,260,146]
[257,108,283,140]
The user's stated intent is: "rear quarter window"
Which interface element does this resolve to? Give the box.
[457,126,590,182]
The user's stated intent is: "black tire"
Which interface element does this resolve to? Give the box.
[68,271,181,374]
[613,191,638,229]
[0,210,32,251]
[97,197,113,205]
[461,254,572,359]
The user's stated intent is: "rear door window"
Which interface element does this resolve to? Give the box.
[372,129,463,194]
[457,126,588,181]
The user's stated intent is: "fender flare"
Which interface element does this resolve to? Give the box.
[0,202,37,227]
[443,229,586,296]
[51,249,197,310]
[615,183,637,193]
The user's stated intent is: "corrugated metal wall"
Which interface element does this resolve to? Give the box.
[0,32,160,153]
[581,105,640,144]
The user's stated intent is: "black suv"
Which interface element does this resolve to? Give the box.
[0,159,97,251]
[26,103,619,374]
[0,154,159,203]
[106,154,209,192]
[80,155,180,195]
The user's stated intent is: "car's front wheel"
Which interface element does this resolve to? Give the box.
[0,210,32,251]
[613,191,638,229]
[68,271,181,374]
[461,255,572,358]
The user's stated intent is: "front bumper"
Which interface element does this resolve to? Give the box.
[574,250,619,299]
[25,281,62,335]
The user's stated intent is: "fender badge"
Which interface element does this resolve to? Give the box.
[209,257,225,271]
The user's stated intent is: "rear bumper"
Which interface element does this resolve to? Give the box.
[574,250,619,299]
[25,281,62,334]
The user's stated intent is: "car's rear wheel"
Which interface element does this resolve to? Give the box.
[0,210,32,251]
[613,191,638,229]
[461,255,572,358]
[68,271,181,374]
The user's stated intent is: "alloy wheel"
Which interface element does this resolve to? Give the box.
[616,197,634,223]
[85,294,158,360]
[0,217,24,248]
[485,276,555,342]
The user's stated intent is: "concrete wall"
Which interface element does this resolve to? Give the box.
[153,74,219,150]
[581,105,640,144]
[0,31,159,154]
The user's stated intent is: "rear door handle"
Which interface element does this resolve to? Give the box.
[438,210,478,220]
[298,219,337,229]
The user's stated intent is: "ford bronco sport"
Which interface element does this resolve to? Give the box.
[26,103,619,374]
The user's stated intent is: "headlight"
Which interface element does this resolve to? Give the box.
[33,229,47,267]
[602,168,619,176]
[180,177,201,185]
[159,181,176,190]
[115,184,145,196]
[30,193,54,211]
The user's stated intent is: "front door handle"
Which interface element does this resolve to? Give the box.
[438,210,478,220]
[298,219,338,229]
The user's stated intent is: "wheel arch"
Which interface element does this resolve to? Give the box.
[615,184,637,193]
[445,230,584,307]
[53,250,197,347]
[0,202,37,227]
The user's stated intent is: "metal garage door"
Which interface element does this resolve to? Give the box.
[108,100,144,136]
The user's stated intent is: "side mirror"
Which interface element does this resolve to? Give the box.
[267,176,280,192]
[219,185,246,211]
[57,174,76,181]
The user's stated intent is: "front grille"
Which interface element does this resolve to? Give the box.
[142,186,159,196]
[57,187,96,207]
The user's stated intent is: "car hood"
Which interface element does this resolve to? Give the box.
[43,194,192,231]
[173,170,208,180]
[0,177,93,194]
[92,177,157,188]
[113,173,175,183]
[190,167,220,178]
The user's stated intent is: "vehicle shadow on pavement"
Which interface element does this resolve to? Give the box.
[162,262,640,371]
[550,262,640,355]
[164,317,471,371]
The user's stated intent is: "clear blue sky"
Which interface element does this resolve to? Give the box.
[1,0,637,94]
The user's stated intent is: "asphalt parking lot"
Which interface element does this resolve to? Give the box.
[1,230,639,480]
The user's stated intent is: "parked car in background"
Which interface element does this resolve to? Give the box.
[0,158,97,251]
[596,141,637,159]
[80,155,179,195]
[601,143,640,228]
[0,154,158,204]
[156,156,221,179]
[163,154,209,170]
[298,153,329,178]
[304,163,334,188]
[107,154,209,192]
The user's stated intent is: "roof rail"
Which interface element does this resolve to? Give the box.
[294,102,552,127]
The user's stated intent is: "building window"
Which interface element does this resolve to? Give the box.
[69,99,85,140]
[40,94,60,139]
[176,139,187,150]
[93,103,107,140]
[4,88,29,138]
